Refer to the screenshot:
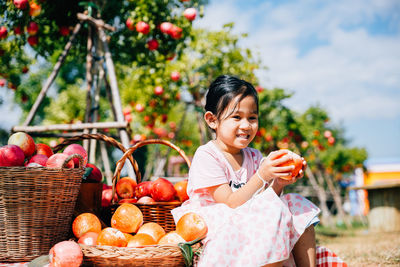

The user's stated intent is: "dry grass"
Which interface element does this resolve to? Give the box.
[316,227,400,266]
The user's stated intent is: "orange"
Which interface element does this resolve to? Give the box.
[127,233,156,247]
[72,213,101,239]
[97,227,127,247]
[158,231,186,245]
[176,212,207,242]
[137,222,166,242]
[111,203,143,233]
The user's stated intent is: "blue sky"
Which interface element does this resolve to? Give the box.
[194,0,400,162]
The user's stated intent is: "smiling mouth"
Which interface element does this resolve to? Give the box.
[237,134,250,139]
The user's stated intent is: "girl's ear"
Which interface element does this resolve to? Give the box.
[204,111,217,130]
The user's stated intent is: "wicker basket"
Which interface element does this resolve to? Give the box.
[111,139,192,232]
[0,154,84,262]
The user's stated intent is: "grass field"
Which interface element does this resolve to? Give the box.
[316,224,400,266]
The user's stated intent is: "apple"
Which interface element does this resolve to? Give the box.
[135,181,153,199]
[0,26,8,39]
[126,18,134,31]
[63,144,88,167]
[118,198,138,204]
[46,153,74,169]
[84,163,103,183]
[170,71,180,82]
[147,39,159,51]
[151,178,176,202]
[27,35,38,46]
[29,2,41,17]
[125,113,132,123]
[160,22,173,34]
[22,66,29,73]
[183,8,197,21]
[49,241,83,267]
[36,143,54,158]
[14,26,23,35]
[0,79,6,87]
[0,145,25,167]
[137,196,155,204]
[328,136,335,145]
[8,132,36,157]
[324,130,332,138]
[101,188,117,207]
[13,0,28,10]
[170,25,182,39]
[116,177,137,199]
[27,22,39,35]
[161,114,168,123]
[256,86,264,93]
[135,103,145,112]
[59,26,70,36]
[154,86,164,96]
[136,21,150,34]
[27,154,48,167]
[123,106,132,115]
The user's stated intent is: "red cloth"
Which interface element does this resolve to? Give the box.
[317,246,348,267]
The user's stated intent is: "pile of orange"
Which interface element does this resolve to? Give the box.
[72,203,207,248]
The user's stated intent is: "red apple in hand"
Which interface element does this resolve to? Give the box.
[46,153,74,168]
[8,132,36,157]
[63,144,88,167]
[36,143,54,158]
[0,145,25,167]
[27,154,48,167]
[151,178,176,202]
[135,181,153,199]
[116,177,137,199]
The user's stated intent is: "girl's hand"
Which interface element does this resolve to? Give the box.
[258,149,296,181]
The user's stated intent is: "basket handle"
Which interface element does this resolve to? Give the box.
[53,133,140,180]
[63,153,84,168]
[111,139,191,202]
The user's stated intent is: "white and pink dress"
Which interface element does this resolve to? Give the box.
[172,141,321,267]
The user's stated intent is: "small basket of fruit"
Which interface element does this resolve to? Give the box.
[111,139,191,232]
[0,132,85,262]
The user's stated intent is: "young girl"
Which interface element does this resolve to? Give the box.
[172,75,321,267]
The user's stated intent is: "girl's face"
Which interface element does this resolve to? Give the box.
[214,95,259,154]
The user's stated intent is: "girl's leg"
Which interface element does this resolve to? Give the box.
[292,225,316,267]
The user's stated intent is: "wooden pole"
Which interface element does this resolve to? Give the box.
[13,121,128,133]
[22,22,82,126]
[83,25,94,152]
[97,27,135,179]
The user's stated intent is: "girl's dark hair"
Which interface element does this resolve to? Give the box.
[205,75,259,120]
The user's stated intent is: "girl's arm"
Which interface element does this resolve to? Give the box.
[208,150,295,208]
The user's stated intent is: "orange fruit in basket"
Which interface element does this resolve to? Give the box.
[127,233,156,247]
[111,203,143,233]
[174,179,189,202]
[137,222,166,242]
[277,151,303,180]
[123,233,133,242]
[158,231,186,245]
[176,212,207,242]
[97,227,128,247]
[72,213,102,238]
[78,232,99,246]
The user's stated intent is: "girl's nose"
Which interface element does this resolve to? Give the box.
[240,119,252,129]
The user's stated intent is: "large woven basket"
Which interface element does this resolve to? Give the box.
[0,154,84,262]
[112,139,192,232]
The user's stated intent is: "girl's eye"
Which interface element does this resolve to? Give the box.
[233,116,241,120]
[249,116,258,121]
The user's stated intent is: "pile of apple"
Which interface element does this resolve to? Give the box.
[105,175,189,206]
[0,132,102,183]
